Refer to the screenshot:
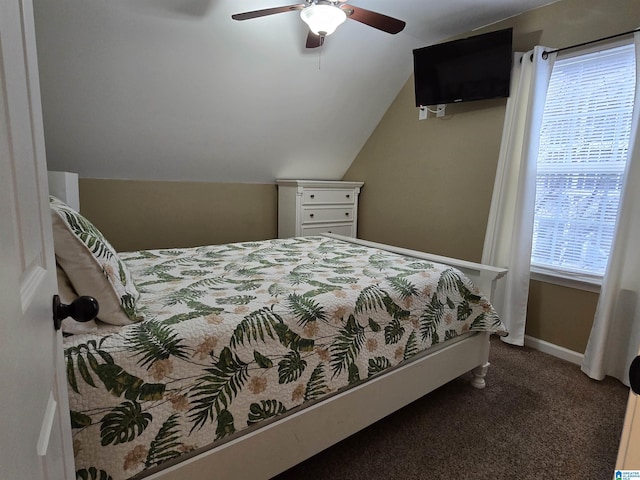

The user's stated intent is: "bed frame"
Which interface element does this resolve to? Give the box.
[143,235,508,480]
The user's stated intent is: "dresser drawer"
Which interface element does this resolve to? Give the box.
[301,224,354,236]
[302,207,353,223]
[303,189,356,205]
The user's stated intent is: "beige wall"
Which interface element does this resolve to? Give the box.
[79,179,277,252]
[343,0,640,353]
[526,280,600,353]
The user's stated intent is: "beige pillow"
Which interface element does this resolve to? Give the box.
[50,196,142,325]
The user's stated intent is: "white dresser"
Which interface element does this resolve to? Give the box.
[48,171,79,210]
[276,180,364,238]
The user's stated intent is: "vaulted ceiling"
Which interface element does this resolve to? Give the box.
[33,0,556,183]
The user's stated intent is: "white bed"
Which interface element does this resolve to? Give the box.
[141,236,506,480]
[51,194,507,480]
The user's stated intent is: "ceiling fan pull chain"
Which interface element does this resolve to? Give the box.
[318,34,324,70]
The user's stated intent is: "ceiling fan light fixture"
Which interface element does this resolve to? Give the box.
[300,4,347,36]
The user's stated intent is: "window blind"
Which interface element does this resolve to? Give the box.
[531,43,636,281]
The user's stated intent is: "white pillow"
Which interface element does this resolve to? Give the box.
[50,196,142,326]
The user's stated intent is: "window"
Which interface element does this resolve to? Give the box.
[531,42,636,286]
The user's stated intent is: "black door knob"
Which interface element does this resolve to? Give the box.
[630,355,640,395]
[52,295,99,331]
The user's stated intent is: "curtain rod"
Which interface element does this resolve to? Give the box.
[541,27,640,59]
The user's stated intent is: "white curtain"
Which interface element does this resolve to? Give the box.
[482,46,557,346]
[582,33,640,386]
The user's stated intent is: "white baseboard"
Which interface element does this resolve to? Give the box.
[523,335,584,366]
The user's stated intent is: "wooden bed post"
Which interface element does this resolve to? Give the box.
[471,363,491,389]
[470,332,492,389]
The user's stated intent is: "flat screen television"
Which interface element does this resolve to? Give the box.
[413,28,513,107]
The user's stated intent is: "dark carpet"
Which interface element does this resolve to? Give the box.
[273,337,629,480]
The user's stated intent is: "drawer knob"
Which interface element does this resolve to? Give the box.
[346,194,350,198]
[310,194,315,199]
[310,213,315,217]
[345,212,349,216]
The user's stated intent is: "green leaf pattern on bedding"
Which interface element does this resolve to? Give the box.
[64,236,505,480]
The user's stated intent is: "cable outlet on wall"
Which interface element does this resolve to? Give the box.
[436,104,446,117]
[418,108,428,120]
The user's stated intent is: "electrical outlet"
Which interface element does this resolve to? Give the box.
[419,108,428,120]
[436,104,446,117]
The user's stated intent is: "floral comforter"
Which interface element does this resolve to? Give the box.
[64,236,506,480]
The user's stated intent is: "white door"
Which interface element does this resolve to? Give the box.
[0,0,75,478]
[617,392,640,470]
[617,354,640,470]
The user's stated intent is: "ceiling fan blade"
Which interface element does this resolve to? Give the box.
[306,31,325,48]
[232,4,304,21]
[341,5,405,34]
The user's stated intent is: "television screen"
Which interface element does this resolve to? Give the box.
[413,28,513,107]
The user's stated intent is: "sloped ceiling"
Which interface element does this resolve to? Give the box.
[33,0,555,183]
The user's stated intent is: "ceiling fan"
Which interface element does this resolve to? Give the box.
[232,0,406,48]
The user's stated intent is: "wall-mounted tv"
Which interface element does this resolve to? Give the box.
[413,28,513,107]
